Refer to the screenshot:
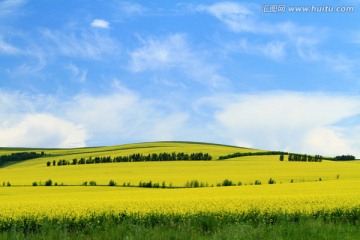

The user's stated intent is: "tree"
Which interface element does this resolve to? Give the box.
[279,154,284,161]
[268,178,276,184]
[108,180,117,186]
[45,179,52,186]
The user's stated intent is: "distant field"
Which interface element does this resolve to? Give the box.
[0,141,358,186]
[0,141,359,238]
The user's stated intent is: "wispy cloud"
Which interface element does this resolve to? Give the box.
[41,28,119,60]
[91,19,109,29]
[197,2,315,36]
[197,1,358,79]
[66,63,87,83]
[196,1,318,59]
[0,36,20,55]
[0,0,27,17]
[129,33,228,88]
[13,52,47,76]
[197,1,256,33]
[230,39,287,60]
[118,1,147,16]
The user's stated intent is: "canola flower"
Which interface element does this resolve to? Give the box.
[0,142,359,231]
[0,179,359,230]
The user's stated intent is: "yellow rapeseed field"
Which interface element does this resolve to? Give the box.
[0,142,359,227]
[0,180,359,222]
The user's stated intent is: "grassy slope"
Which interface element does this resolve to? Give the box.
[0,141,359,186]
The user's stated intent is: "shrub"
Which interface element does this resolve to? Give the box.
[89,181,97,186]
[46,161,51,167]
[6,181,11,187]
[139,181,152,188]
[83,181,88,186]
[32,182,38,186]
[184,180,205,188]
[254,180,262,185]
[45,179,52,186]
[268,178,276,184]
[108,180,117,186]
[222,179,233,186]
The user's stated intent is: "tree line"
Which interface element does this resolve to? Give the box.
[333,155,356,161]
[0,152,44,167]
[47,152,212,166]
[282,154,356,162]
[286,154,323,162]
[218,151,288,160]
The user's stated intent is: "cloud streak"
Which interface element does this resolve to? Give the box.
[0,36,20,55]
[0,0,27,18]
[41,28,119,60]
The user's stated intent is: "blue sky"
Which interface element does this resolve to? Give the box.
[1,0,360,157]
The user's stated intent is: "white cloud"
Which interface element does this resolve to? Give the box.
[2,88,360,157]
[129,33,228,88]
[0,114,88,148]
[0,88,190,147]
[91,19,109,29]
[0,90,87,148]
[64,89,189,145]
[211,92,360,156]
